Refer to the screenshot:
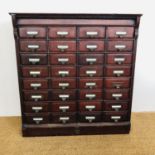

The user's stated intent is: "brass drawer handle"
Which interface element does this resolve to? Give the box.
[111,116,121,122]
[59,83,69,89]
[85,116,95,122]
[30,83,42,89]
[29,71,41,77]
[33,117,43,124]
[86,58,97,64]
[59,106,70,112]
[86,45,98,51]
[113,70,124,77]
[115,45,126,50]
[58,58,69,64]
[59,94,70,101]
[58,71,69,77]
[86,70,96,77]
[85,82,96,89]
[57,31,69,37]
[28,58,40,64]
[85,105,96,111]
[59,117,70,123]
[112,93,122,100]
[86,31,98,37]
[85,94,96,100]
[27,45,39,49]
[114,57,125,64]
[111,105,122,111]
[27,31,38,36]
[31,95,42,101]
[32,106,43,112]
[116,31,127,37]
[57,45,69,51]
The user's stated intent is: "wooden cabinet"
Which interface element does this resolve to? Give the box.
[10,13,142,136]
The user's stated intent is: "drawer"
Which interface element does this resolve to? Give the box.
[51,78,76,89]
[20,40,47,52]
[19,27,46,38]
[106,53,132,65]
[52,113,76,123]
[52,90,76,101]
[24,113,50,124]
[23,79,48,90]
[21,54,47,65]
[79,40,104,52]
[107,40,133,52]
[103,111,128,122]
[79,101,102,112]
[49,41,76,53]
[105,78,130,89]
[78,27,105,38]
[105,66,131,77]
[107,27,134,38]
[79,54,104,65]
[79,78,103,89]
[104,89,129,100]
[51,102,76,112]
[24,102,49,113]
[22,67,48,77]
[104,101,128,111]
[51,66,76,77]
[79,90,102,100]
[23,91,49,101]
[50,54,76,65]
[79,66,103,77]
[79,112,102,123]
[49,27,76,38]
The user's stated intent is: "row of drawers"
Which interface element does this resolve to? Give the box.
[20,53,132,65]
[19,26,134,39]
[24,111,128,124]
[19,40,133,52]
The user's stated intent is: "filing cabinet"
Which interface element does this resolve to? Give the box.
[10,13,142,136]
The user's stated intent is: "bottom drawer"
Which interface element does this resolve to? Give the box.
[79,112,102,123]
[24,113,50,124]
[103,111,128,122]
[52,113,76,124]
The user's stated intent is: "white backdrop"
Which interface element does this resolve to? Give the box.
[0,0,155,116]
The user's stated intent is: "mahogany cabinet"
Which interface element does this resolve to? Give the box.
[10,13,142,136]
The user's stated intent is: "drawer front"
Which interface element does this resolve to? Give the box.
[79,112,102,123]
[78,27,105,38]
[107,27,134,38]
[106,53,132,65]
[51,102,76,112]
[51,66,76,77]
[24,102,49,113]
[79,78,103,89]
[22,67,48,77]
[51,78,76,89]
[49,27,76,38]
[105,66,131,77]
[79,101,102,112]
[108,41,133,52]
[79,90,102,100]
[79,66,103,77]
[24,113,50,124]
[104,101,128,111]
[50,54,76,65]
[52,113,76,123]
[79,41,104,52]
[21,54,47,65]
[103,111,128,122]
[20,40,47,52]
[79,54,104,65]
[23,79,48,90]
[19,27,46,38]
[23,91,49,101]
[52,90,76,101]
[105,78,130,89]
[49,41,76,52]
[104,89,129,100]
